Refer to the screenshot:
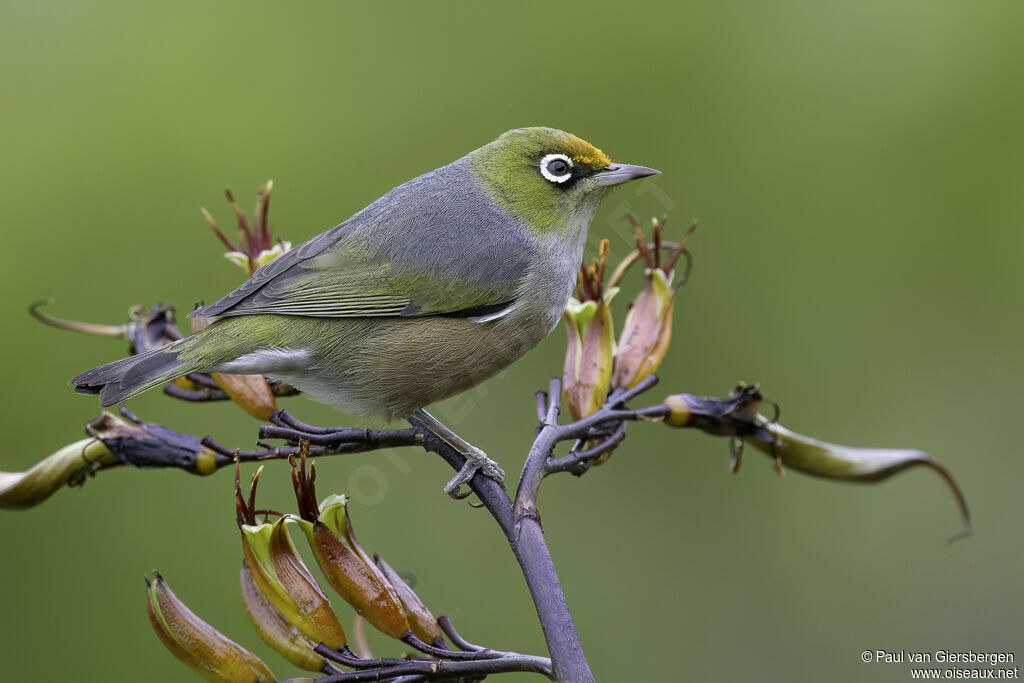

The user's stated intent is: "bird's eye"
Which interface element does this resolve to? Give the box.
[540,153,573,184]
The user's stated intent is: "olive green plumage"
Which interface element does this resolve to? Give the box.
[71,127,658,420]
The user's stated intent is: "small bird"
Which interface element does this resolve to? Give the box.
[71,127,659,496]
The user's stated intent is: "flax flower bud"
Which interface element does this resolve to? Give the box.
[296,499,410,639]
[563,240,618,421]
[613,267,674,389]
[212,373,278,420]
[235,463,346,650]
[374,555,442,644]
[240,517,348,650]
[146,572,276,683]
[612,216,696,389]
[240,561,327,672]
[288,453,410,639]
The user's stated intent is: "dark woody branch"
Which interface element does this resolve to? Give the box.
[7,372,970,537]
[65,376,668,481]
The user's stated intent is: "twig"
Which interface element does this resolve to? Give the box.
[437,616,485,653]
[535,391,549,424]
[309,644,553,682]
[546,421,629,476]
[401,632,497,661]
[609,375,660,407]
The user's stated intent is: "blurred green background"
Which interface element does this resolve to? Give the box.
[1,1,1022,681]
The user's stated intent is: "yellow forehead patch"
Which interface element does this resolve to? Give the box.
[560,132,612,168]
[572,153,610,167]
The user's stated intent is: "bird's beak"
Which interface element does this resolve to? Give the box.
[595,163,661,187]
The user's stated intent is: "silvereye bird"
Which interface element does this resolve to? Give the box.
[71,127,659,496]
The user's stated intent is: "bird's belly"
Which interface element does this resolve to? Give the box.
[284,313,552,420]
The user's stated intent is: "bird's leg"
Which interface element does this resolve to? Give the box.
[409,408,506,498]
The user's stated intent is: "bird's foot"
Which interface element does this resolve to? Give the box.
[443,446,506,499]
[408,408,506,499]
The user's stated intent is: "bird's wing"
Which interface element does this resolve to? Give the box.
[190,163,532,320]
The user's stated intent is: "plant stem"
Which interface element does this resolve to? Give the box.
[507,516,594,683]
[421,419,594,682]
[504,379,595,682]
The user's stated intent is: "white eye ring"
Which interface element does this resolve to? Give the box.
[540,153,573,184]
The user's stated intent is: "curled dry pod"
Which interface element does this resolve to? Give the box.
[295,494,410,639]
[750,418,971,540]
[241,518,347,649]
[661,386,969,540]
[0,438,116,509]
[374,555,442,643]
[240,561,326,672]
[146,572,275,683]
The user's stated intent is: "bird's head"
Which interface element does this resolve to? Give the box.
[469,127,659,234]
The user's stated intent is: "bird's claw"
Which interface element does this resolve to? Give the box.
[443,446,506,499]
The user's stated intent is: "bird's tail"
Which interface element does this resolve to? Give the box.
[70,339,198,407]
